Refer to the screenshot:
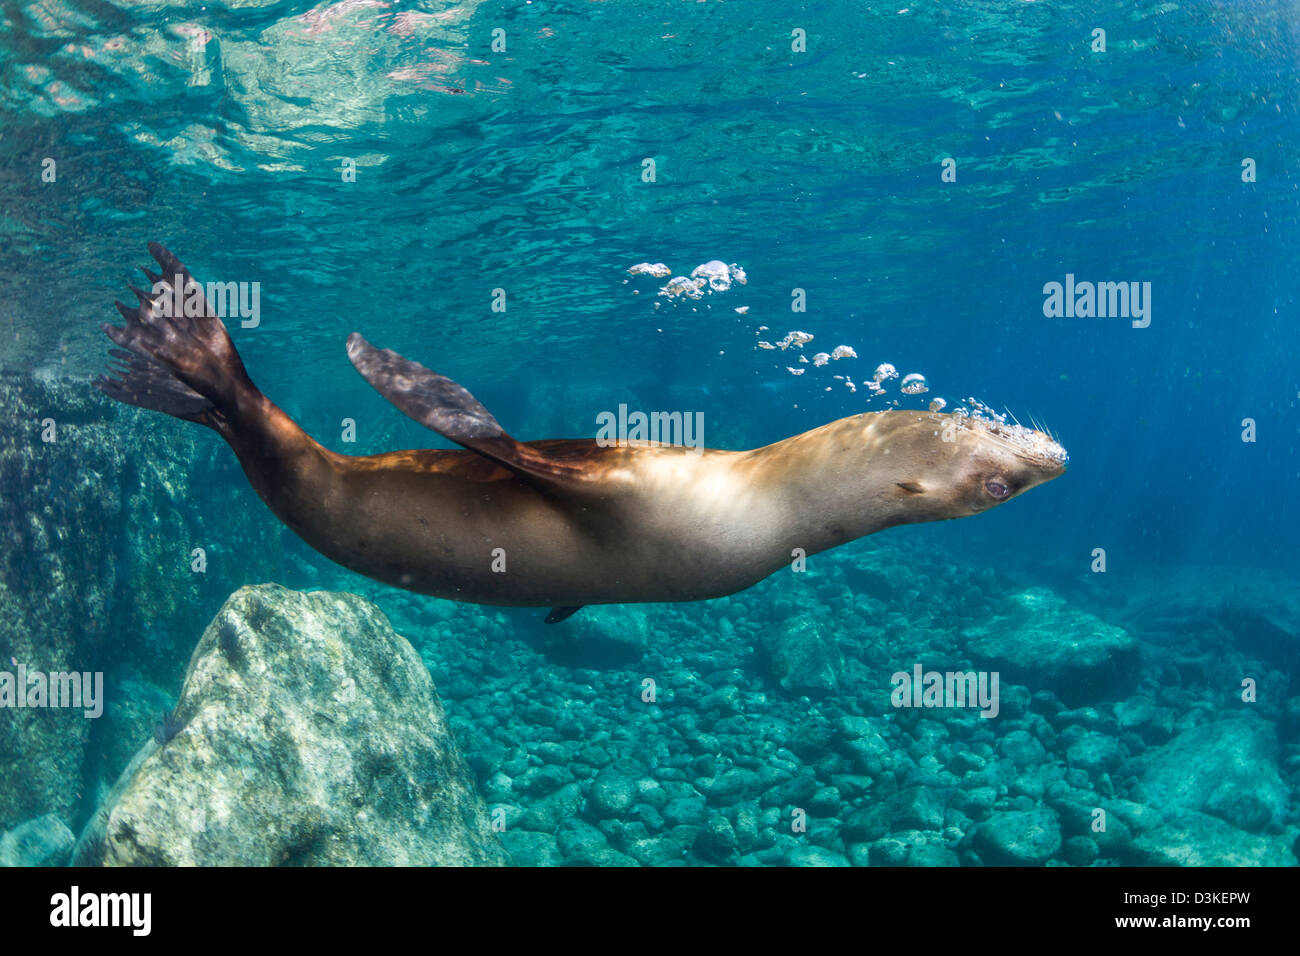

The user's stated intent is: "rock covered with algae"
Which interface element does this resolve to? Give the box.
[74,584,508,866]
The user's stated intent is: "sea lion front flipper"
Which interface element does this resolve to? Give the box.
[345,333,591,488]
[544,605,584,624]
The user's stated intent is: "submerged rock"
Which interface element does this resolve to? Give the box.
[588,768,637,817]
[757,614,843,696]
[73,585,508,866]
[0,583,90,833]
[1066,731,1124,775]
[785,844,851,867]
[1114,566,1300,666]
[536,607,648,668]
[1130,809,1296,866]
[94,678,175,802]
[888,785,947,831]
[1137,718,1288,833]
[0,813,75,867]
[499,829,561,867]
[0,377,121,831]
[963,588,1138,705]
[0,373,328,833]
[998,729,1046,769]
[972,808,1063,865]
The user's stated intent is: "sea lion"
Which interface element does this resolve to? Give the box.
[96,244,1068,621]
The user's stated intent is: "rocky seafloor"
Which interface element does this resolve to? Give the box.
[1,372,1297,866]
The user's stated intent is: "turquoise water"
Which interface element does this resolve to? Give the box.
[1,0,1297,866]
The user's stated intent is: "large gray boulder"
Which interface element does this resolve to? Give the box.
[74,584,508,866]
[1136,718,1288,833]
[962,588,1138,705]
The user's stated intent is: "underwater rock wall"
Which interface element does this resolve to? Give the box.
[0,374,322,839]
[0,581,90,834]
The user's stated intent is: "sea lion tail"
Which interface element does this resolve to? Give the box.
[95,243,258,428]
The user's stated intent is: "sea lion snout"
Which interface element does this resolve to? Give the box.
[955,420,1068,514]
[880,414,1067,521]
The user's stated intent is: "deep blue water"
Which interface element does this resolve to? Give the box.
[1,0,1298,869]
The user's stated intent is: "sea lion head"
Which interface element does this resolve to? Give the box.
[887,412,1068,521]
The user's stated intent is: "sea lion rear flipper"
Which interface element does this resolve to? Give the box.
[97,243,258,426]
[345,333,590,488]
[544,606,584,624]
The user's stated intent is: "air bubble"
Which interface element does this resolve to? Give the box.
[901,373,929,395]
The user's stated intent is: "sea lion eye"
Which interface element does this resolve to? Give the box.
[985,478,1009,499]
